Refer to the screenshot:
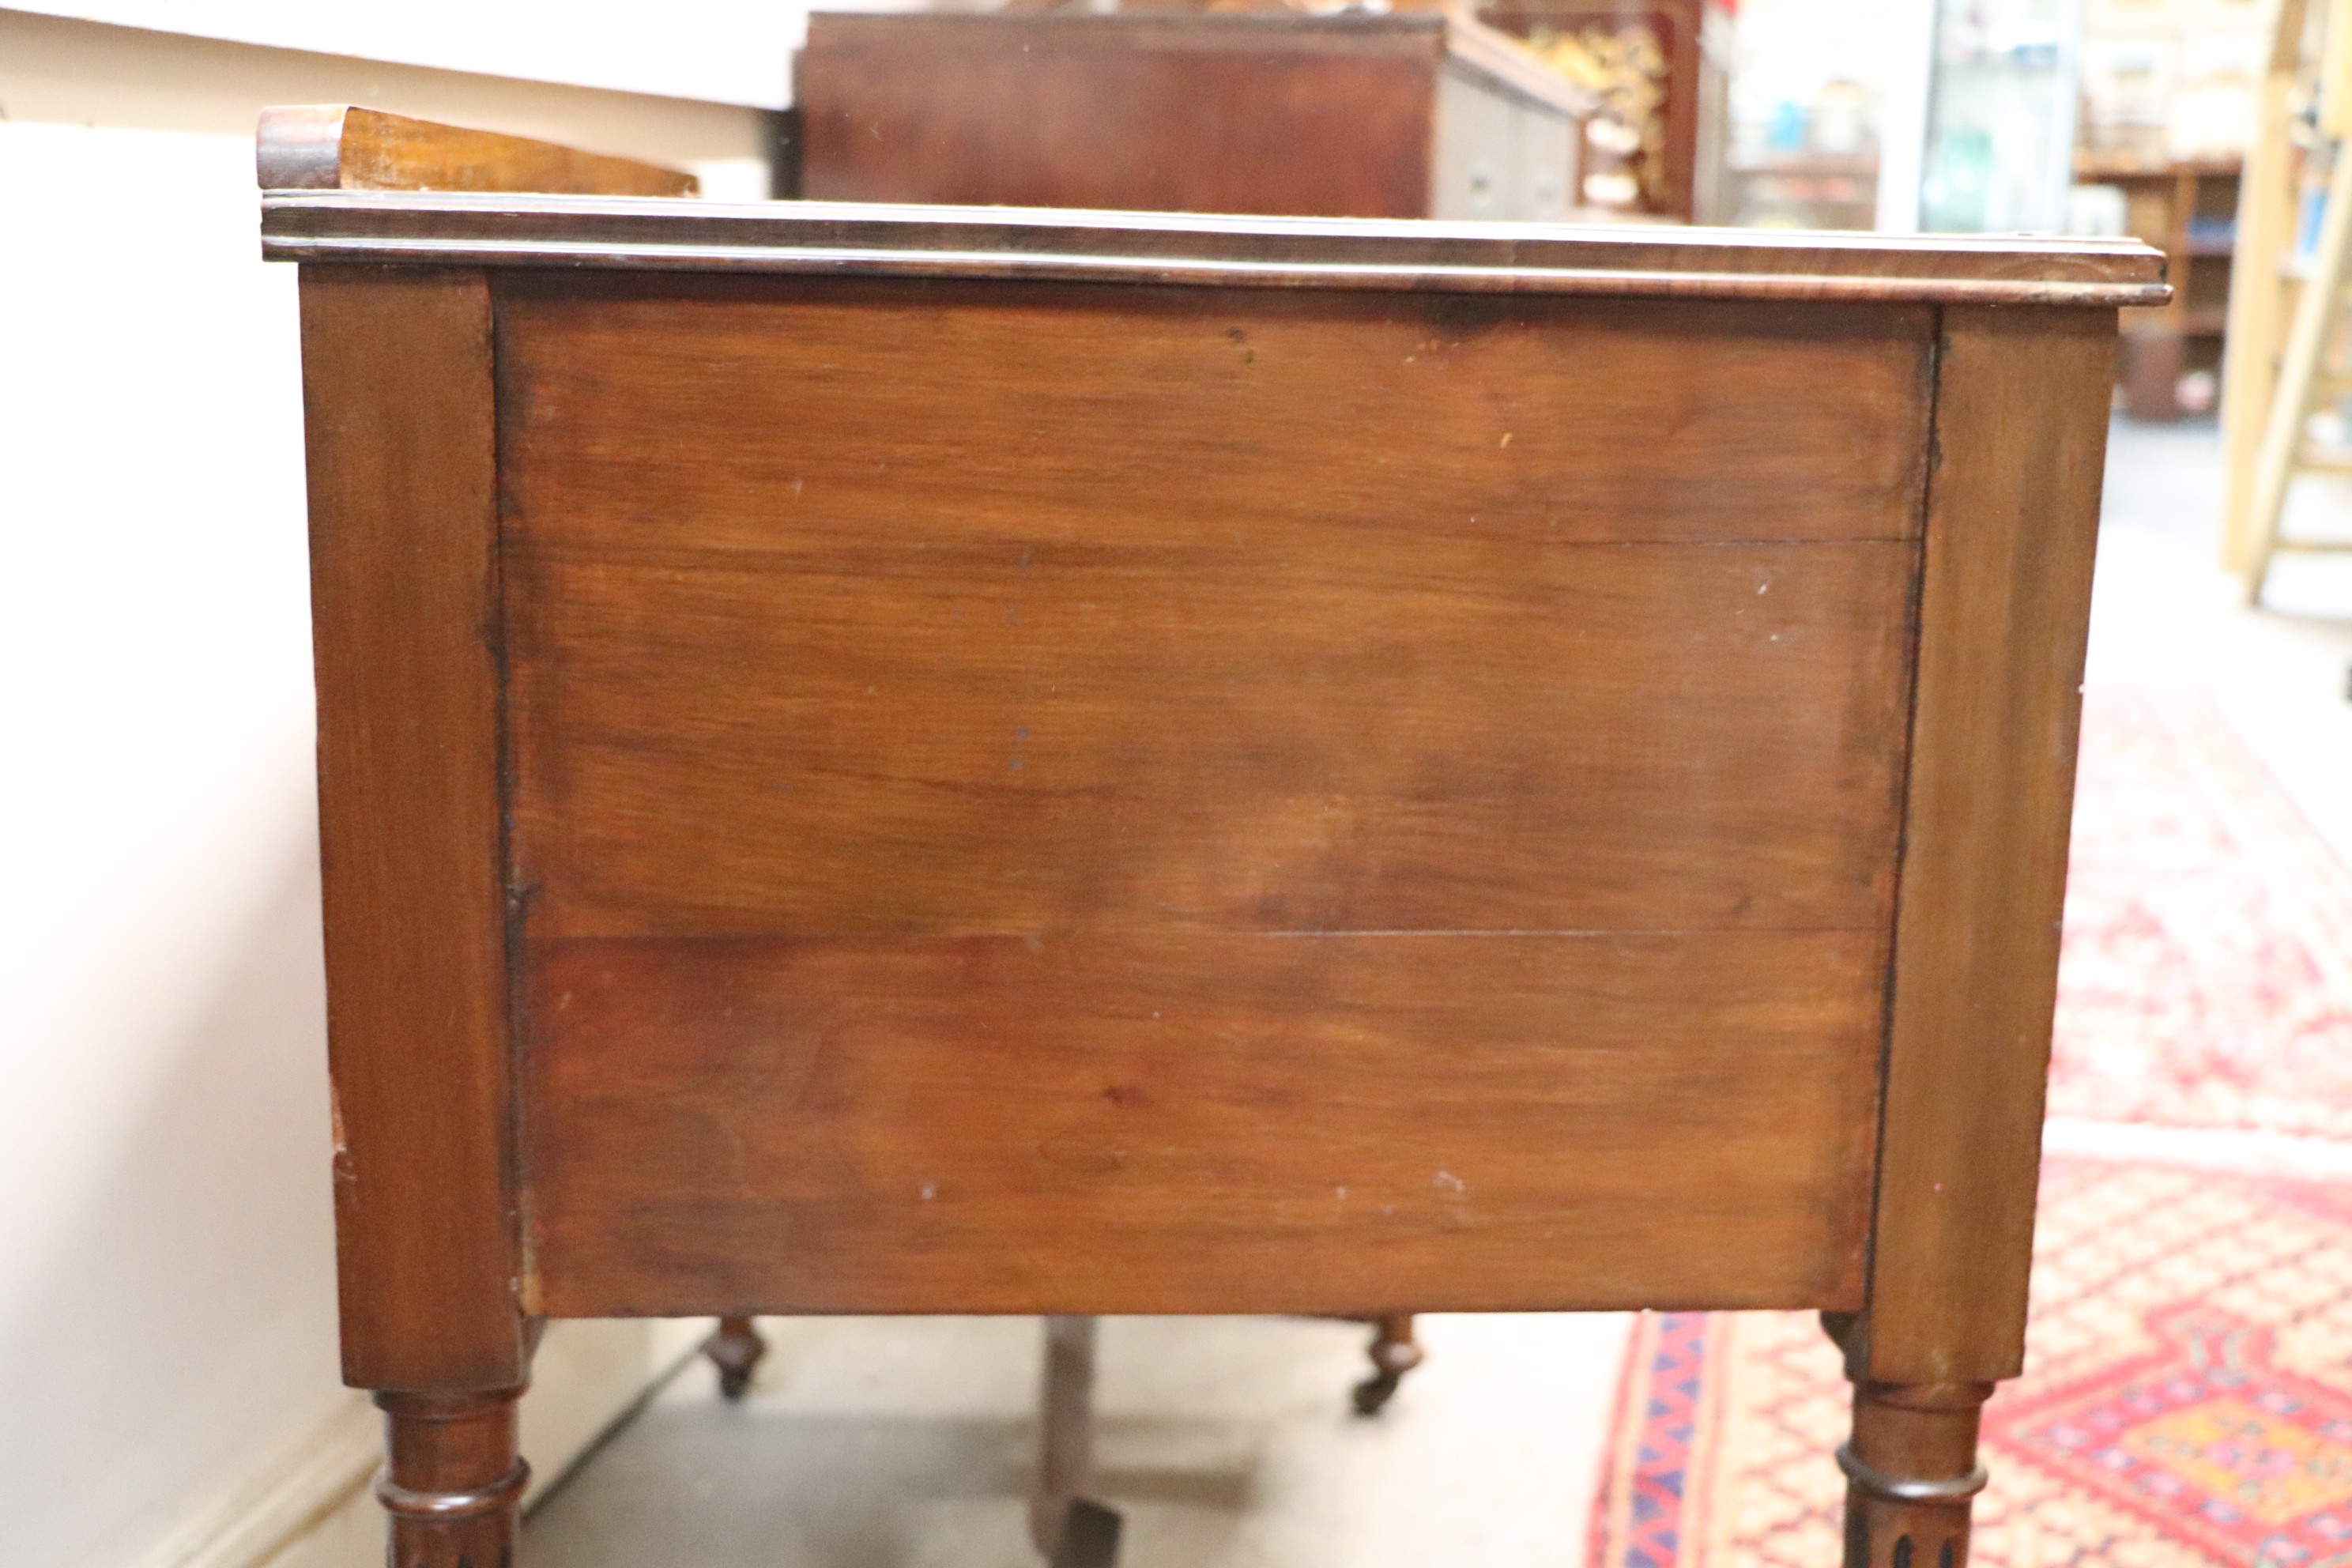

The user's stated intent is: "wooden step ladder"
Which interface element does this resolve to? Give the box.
[2226,0,2352,603]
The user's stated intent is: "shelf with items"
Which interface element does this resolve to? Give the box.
[2077,157,2247,181]
[2075,157,2244,418]
[1724,150,1879,229]
[1479,0,1732,221]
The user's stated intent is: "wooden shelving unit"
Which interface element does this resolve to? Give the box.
[1724,150,1878,230]
[2077,156,2245,420]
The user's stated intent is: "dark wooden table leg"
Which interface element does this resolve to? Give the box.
[1838,1380,1992,1568]
[376,1388,530,1568]
[1827,310,2113,1567]
[705,1315,767,1402]
[1351,1314,1423,1416]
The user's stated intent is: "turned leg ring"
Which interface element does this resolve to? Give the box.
[1836,1443,1987,1504]
[376,1459,532,1521]
[375,1388,528,1568]
[1841,1381,1994,1568]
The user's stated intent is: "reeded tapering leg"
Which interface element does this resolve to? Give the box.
[706,1315,767,1402]
[1839,1381,1992,1568]
[1351,1314,1423,1416]
[376,1388,529,1568]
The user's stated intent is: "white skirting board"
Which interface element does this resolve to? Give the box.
[126,1319,716,1568]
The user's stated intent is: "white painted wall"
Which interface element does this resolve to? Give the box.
[7,0,919,108]
[0,12,774,1566]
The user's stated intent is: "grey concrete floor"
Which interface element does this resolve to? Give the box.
[526,416,2352,1568]
[2086,416,2352,859]
[527,1313,1632,1567]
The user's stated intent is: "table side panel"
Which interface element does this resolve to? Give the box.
[501,280,1930,941]
[497,279,1928,556]
[514,541,1912,939]
[496,277,1930,1317]
[526,931,1886,1316]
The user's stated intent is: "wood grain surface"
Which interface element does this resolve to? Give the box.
[301,266,526,1391]
[507,540,1913,939]
[258,105,697,197]
[522,930,1886,1317]
[495,278,1932,552]
[805,11,1592,114]
[1863,306,2116,1386]
[797,11,1589,220]
[801,43,1438,217]
[499,279,1926,940]
[498,274,1922,1317]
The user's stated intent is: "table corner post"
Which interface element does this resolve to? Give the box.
[1845,303,2118,1566]
[297,262,533,1551]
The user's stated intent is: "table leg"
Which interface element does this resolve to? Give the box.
[376,1388,530,1568]
[1838,1379,1992,1568]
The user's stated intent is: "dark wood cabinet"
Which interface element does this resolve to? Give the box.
[795,10,1594,221]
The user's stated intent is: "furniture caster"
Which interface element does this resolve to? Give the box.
[1046,1496,1123,1568]
[1351,1314,1422,1416]
[705,1315,767,1402]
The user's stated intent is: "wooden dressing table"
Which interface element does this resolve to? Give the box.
[262,109,2165,1568]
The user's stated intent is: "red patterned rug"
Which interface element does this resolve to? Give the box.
[2047,687,2352,1140]
[1588,688,2352,1568]
[1589,1163,2352,1568]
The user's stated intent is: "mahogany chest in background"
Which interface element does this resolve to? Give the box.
[793,10,1595,221]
